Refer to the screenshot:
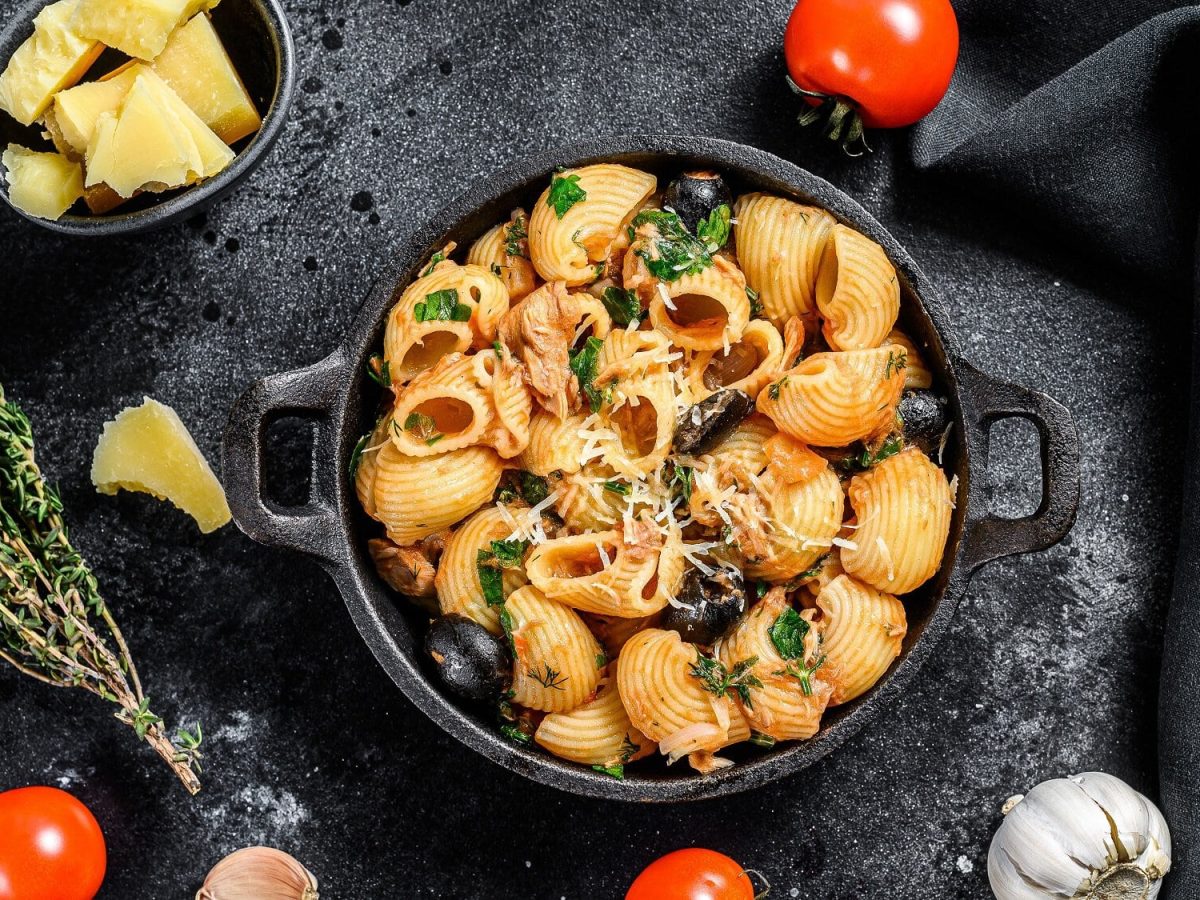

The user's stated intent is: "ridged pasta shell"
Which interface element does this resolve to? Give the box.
[756,345,907,447]
[582,612,661,659]
[368,443,504,545]
[886,328,934,390]
[554,468,626,532]
[354,414,394,519]
[435,506,528,635]
[648,255,750,351]
[597,330,676,479]
[525,524,684,617]
[815,224,900,351]
[519,412,590,476]
[535,677,656,766]
[841,447,953,594]
[816,574,906,705]
[466,209,539,303]
[716,590,831,741]
[684,319,785,402]
[384,261,510,382]
[733,193,835,327]
[616,628,751,755]
[741,465,844,581]
[529,164,657,286]
[506,585,603,713]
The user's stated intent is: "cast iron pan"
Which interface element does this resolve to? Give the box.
[222,135,1081,802]
[0,0,295,235]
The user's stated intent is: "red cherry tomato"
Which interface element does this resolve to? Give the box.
[784,0,959,129]
[0,787,107,900]
[626,849,757,900]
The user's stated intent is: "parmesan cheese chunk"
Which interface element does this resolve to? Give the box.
[0,0,102,126]
[71,0,219,61]
[91,397,231,534]
[2,144,83,220]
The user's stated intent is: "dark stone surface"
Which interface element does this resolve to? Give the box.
[0,0,1185,897]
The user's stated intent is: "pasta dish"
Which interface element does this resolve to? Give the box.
[352,163,956,777]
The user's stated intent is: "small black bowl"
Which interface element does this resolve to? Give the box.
[0,0,295,235]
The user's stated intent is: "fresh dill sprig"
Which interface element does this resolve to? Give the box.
[0,385,203,794]
[688,652,762,708]
[525,662,568,691]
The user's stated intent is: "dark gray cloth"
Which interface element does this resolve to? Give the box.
[927,3,1200,895]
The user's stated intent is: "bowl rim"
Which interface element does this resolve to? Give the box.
[0,0,296,235]
[326,135,976,801]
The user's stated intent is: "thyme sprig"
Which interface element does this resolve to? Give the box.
[689,652,762,708]
[0,386,203,794]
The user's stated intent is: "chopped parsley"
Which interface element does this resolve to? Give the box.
[595,651,608,669]
[493,340,505,357]
[547,173,586,218]
[746,285,763,318]
[526,662,568,690]
[414,287,472,322]
[600,286,644,327]
[421,251,446,276]
[476,539,529,607]
[603,480,631,496]
[885,350,908,379]
[842,434,905,472]
[517,471,550,505]
[498,604,517,655]
[768,607,810,660]
[498,697,534,744]
[501,725,532,744]
[366,354,391,388]
[631,208,714,282]
[504,215,529,258]
[401,412,443,446]
[592,764,625,779]
[749,731,777,748]
[696,203,732,250]
[348,431,370,478]
[569,336,612,412]
[754,580,769,600]
[788,554,830,587]
[665,462,694,503]
[689,652,762,708]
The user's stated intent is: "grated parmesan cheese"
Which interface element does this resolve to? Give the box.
[876,535,896,583]
[832,536,859,551]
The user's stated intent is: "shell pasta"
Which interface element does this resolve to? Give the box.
[353,164,956,778]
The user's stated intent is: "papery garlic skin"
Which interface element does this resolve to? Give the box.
[197,846,319,900]
[988,772,1171,900]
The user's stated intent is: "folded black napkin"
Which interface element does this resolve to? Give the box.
[918,2,1200,894]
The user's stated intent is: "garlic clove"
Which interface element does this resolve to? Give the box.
[196,846,318,900]
[1072,772,1172,875]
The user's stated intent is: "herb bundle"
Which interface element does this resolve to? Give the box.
[0,386,203,794]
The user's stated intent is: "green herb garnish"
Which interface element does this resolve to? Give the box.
[596,651,608,669]
[631,208,713,282]
[768,607,810,660]
[498,604,517,655]
[696,203,732,249]
[666,462,694,504]
[749,731,777,748]
[547,173,586,218]
[603,480,631,496]
[885,350,908,379]
[414,288,472,323]
[526,662,568,691]
[775,655,826,697]
[592,764,624,779]
[746,285,763,318]
[517,471,549,505]
[422,251,446,276]
[476,539,529,607]
[504,215,529,257]
[401,412,443,446]
[569,336,612,412]
[501,724,532,744]
[348,431,371,478]
[689,652,762,708]
[768,376,789,401]
[366,353,391,388]
[843,434,905,471]
[600,286,644,327]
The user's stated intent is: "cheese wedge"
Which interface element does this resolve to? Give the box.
[71,0,220,61]
[150,13,260,144]
[0,0,102,126]
[2,144,84,219]
[92,397,231,534]
[46,69,137,157]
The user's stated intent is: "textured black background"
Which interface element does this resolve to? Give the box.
[0,0,1187,897]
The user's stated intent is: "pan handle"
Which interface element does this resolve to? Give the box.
[955,359,1081,575]
[222,349,349,569]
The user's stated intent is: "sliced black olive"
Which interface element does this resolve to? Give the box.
[425,614,511,702]
[898,389,950,452]
[661,567,747,645]
[663,171,734,234]
[674,389,754,455]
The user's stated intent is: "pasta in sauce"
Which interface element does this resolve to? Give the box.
[353,164,956,777]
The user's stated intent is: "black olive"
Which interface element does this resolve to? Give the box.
[674,389,755,455]
[663,171,734,234]
[898,389,950,451]
[425,614,511,702]
[661,567,747,645]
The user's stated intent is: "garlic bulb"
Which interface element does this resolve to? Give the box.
[196,846,319,900]
[988,772,1171,900]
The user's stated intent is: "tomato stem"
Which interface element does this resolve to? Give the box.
[786,76,872,157]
